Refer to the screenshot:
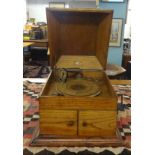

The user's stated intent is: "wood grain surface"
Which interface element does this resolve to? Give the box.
[39,97,117,110]
[79,110,116,137]
[110,80,131,85]
[46,8,113,69]
[56,55,103,70]
[40,110,77,136]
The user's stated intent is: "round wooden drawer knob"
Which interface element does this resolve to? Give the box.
[82,122,88,127]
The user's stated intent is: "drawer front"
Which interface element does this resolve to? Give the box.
[40,110,77,136]
[79,110,116,137]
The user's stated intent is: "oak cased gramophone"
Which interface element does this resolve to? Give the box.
[31,8,122,146]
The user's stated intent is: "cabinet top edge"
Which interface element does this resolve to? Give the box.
[46,8,113,14]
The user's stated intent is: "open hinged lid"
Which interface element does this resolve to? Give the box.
[46,8,113,70]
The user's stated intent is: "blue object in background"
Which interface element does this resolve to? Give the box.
[99,0,128,65]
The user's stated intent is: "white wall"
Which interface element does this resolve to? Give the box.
[26,0,51,22]
[26,0,96,23]
[124,0,131,39]
[23,0,27,26]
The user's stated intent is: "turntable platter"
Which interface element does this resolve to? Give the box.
[56,78,101,97]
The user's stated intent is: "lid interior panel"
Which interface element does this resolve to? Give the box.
[46,8,113,69]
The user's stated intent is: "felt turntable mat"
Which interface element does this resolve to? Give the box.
[23,81,131,155]
[56,78,101,97]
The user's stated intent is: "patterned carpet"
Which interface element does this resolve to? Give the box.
[23,81,131,155]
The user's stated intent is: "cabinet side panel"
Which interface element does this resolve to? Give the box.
[96,12,113,70]
[46,9,60,67]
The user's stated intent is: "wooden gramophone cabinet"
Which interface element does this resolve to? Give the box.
[31,8,122,147]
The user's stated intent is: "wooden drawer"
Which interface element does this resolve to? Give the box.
[40,110,77,136]
[79,110,116,137]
